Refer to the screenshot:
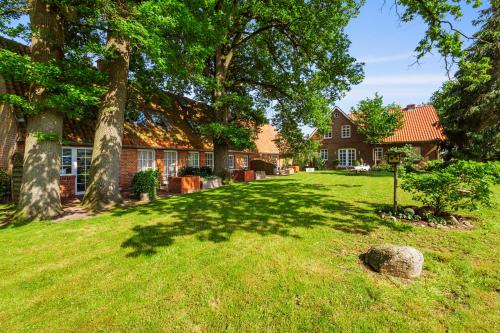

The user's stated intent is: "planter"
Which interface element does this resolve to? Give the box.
[291,165,300,173]
[305,167,315,172]
[255,171,266,180]
[139,192,150,202]
[232,170,255,182]
[168,175,200,194]
[201,177,223,189]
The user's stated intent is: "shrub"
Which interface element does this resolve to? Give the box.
[312,156,326,170]
[132,169,160,200]
[0,169,10,200]
[179,166,212,177]
[401,160,500,214]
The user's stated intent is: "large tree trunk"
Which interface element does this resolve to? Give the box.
[82,31,130,211]
[212,46,232,179]
[17,0,65,220]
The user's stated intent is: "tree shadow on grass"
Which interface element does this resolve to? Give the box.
[118,177,410,257]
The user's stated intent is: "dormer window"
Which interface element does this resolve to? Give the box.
[134,111,148,126]
[341,125,351,138]
[324,128,333,139]
[151,113,171,130]
[186,118,200,133]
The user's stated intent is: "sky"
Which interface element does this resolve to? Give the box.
[334,0,483,113]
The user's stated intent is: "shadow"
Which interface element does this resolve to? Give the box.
[119,177,409,257]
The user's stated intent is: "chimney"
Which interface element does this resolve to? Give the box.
[406,104,416,111]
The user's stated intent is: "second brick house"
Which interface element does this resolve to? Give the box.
[311,104,446,168]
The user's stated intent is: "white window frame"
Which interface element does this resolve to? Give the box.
[341,125,351,138]
[373,147,384,163]
[60,146,93,195]
[188,151,200,168]
[242,155,249,169]
[338,148,356,167]
[320,149,328,161]
[137,149,155,172]
[324,128,333,139]
[227,154,235,169]
[205,152,214,170]
[60,148,74,176]
[164,150,178,178]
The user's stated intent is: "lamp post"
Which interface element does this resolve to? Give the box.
[386,151,405,215]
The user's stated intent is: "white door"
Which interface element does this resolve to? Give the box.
[75,148,92,194]
[164,151,178,178]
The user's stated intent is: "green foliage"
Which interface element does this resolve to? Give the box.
[200,123,255,150]
[0,169,10,200]
[283,139,321,169]
[388,144,423,173]
[132,169,160,200]
[179,166,212,178]
[401,160,500,214]
[431,4,499,161]
[350,93,403,144]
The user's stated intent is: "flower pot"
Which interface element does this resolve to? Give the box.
[201,177,223,189]
[232,170,255,182]
[168,176,201,194]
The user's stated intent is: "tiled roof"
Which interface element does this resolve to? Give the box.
[254,124,280,154]
[382,105,446,143]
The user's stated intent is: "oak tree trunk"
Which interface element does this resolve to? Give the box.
[83,31,130,210]
[17,0,65,220]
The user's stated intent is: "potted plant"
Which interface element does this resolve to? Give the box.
[132,169,160,202]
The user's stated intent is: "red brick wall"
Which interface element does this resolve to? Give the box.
[313,110,441,167]
[119,148,137,190]
[60,175,75,199]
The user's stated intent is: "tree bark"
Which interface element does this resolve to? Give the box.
[82,30,130,211]
[17,0,65,220]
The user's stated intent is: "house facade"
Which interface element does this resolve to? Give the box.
[312,105,446,168]
[0,38,281,199]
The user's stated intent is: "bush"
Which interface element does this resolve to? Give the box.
[312,156,326,170]
[179,166,212,177]
[401,160,500,214]
[132,169,160,200]
[0,169,10,200]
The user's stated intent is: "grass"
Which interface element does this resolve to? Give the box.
[0,171,498,332]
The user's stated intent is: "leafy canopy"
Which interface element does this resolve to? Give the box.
[350,94,404,144]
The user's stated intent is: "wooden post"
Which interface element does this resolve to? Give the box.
[393,164,398,215]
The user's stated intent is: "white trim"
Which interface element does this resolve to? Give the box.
[338,148,356,167]
[205,152,214,170]
[137,149,156,172]
[242,155,249,168]
[188,151,200,168]
[324,128,333,139]
[164,150,178,178]
[60,146,93,195]
[319,149,328,161]
[373,147,384,162]
[227,154,235,169]
[341,125,351,138]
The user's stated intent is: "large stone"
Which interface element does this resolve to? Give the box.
[364,244,424,278]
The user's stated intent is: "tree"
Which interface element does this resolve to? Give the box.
[0,0,105,220]
[189,0,363,178]
[431,3,499,161]
[350,94,404,144]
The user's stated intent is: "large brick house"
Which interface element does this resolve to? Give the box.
[0,38,281,199]
[311,104,446,168]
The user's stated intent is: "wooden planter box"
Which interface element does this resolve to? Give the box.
[201,177,223,189]
[168,176,200,194]
[255,171,266,180]
[291,165,300,173]
[232,170,255,182]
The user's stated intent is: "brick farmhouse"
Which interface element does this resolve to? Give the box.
[311,105,447,168]
[0,38,281,199]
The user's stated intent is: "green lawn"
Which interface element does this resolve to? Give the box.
[0,171,499,332]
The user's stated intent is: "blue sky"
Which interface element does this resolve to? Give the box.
[335,0,483,113]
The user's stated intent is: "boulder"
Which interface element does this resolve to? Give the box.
[364,244,424,278]
[404,207,415,215]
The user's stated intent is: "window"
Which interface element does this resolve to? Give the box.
[324,128,333,139]
[320,149,328,161]
[188,151,199,168]
[164,151,178,177]
[134,111,148,126]
[242,155,249,168]
[373,147,384,163]
[341,125,351,138]
[334,112,340,118]
[271,155,280,168]
[61,148,73,175]
[227,155,234,169]
[338,148,356,167]
[186,118,200,133]
[205,152,214,170]
[138,150,155,171]
[151,113,171,130]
